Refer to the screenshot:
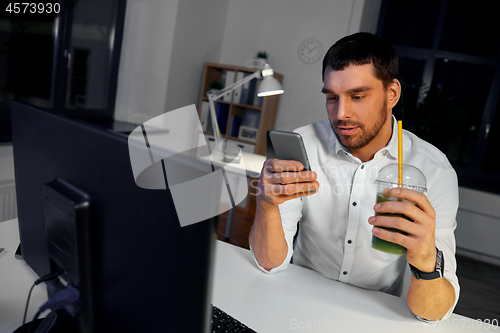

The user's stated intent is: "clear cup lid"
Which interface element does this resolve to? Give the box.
[375,163,427,192]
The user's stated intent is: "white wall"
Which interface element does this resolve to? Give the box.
[164,0,229,113]
[114,0,229,124]
[0,144,14,183]
[0,144,16,222]
[456,188,500,266]
[219,0,371,132]
[114,0,179,124]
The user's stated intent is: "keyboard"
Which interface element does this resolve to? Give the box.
[211,305,257,333]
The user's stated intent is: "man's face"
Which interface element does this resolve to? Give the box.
[322,63,394,158]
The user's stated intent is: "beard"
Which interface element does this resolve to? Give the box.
[330,100,389,151]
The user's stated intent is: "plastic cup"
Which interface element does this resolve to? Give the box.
[371,164,427,255]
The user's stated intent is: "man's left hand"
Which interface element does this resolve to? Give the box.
[369,188,437,272]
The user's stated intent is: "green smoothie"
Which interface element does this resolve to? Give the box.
[371,195,410,255]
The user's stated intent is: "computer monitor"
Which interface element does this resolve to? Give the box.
[11,101,217,332]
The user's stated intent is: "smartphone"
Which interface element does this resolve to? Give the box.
[269,130,311,171]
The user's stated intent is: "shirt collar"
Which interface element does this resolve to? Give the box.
[332,115,404,160]
[384,115,399,159]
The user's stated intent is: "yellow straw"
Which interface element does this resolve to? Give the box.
[398,120,403,187]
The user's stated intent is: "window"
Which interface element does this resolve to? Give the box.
[56,0,125,116]
[0,11,55,141]
[0,0,126,142]
[378,0,500,194]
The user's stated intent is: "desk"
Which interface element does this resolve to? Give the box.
[1,219,496,332]
[0,219,48,333]
[213,242,495,332]
[200,151,266,178]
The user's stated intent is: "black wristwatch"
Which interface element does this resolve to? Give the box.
[409,248,444,280]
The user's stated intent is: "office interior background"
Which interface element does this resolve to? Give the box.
[0,0,499,323]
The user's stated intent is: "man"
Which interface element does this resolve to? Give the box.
[249,32,459,322]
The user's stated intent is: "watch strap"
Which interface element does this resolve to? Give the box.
[409,248,444,280]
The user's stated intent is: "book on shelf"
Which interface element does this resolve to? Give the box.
[247,78,256,106]
[242,109,261,129]
[199,101,210,132]
[221,70,236,102]
[239,73,251,105]
[216,103,230,135]
[232,72,245,104]
[205,112,213,133]
[229,115,242,138]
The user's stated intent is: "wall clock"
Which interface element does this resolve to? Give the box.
[298,38,323,64]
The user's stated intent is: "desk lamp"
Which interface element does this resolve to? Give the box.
[206,59,284,161]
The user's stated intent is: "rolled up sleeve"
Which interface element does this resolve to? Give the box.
[423,168,460,322]
[250,197,303,273]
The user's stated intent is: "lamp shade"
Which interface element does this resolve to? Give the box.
[257,76,284,97]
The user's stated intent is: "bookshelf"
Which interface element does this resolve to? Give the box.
[197,62,283,156]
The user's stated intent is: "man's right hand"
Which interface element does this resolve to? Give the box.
[250,158,318,271]
[257,158,319,207]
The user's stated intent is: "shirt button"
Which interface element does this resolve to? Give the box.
[361,165,365,169]
[347,239,352,244]
[352,202,357,206]
[343,271,348,275]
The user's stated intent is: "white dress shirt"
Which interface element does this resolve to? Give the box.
[251,117,460,321]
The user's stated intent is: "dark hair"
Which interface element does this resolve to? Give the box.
[322,32,398,89]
